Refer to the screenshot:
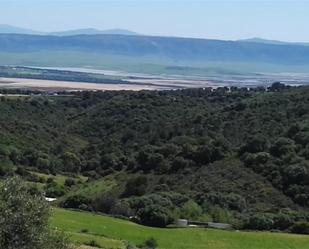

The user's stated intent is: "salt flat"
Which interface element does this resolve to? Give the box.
[0,77,163,91]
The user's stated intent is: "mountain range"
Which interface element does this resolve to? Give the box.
[1,24,309,46]
[1,24,309,74]
[0,24,139,36]
[238,37,309,47]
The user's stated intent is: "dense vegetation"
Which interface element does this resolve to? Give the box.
[0,177,70,249]
[0,84,309,233]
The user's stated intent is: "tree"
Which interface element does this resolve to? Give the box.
[62,152,81,173]
[241,135,268,154]
[0,177,71,249]
[123,176,148,197]
[245,214,274,230]
[139,205,174,227]
[180,200,203,220]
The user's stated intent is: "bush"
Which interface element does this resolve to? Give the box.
[0,177,70,249]
[123,176,148,197]
[140,237,158,249]
[139,205,175,227]
[92,193,118,214]
[245,214,274,230]
[61,194,91,210]
[291,221,309,234]
[45,183,66,198]
[64,178,76,187]
[84,239,102,248]
[180,200,203,220]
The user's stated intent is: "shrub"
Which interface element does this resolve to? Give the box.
[140,237,158,249]
[139,205,175,227]
[245,214,274,230]
[180,200,203,220]
[61,194,91,210]
[0,177,70,249]
[123,176,148,197]
[84,240,102,248]
[92,193,118,214]
[64,178,76,187]
[45,183,66,198]
[291,221,309,234]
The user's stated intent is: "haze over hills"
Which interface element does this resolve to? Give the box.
[239,37,309,47]
[0,24,43,35]
[2,24,309,45]
[1,24,309,74]
[1,33,309,64]
[50,28,139,36]
[0,24,139,36]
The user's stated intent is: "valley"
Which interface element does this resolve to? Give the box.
[1,66,309,91]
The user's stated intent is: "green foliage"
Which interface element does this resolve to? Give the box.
[140,238,158,249]
[0,86,309,233]
[291,221,309,234]
[138,205,175,228]
[180,200,203,220]
[61,194,91,211]
[0,177,70,249]
[123,176,148,197]
[245,214,274,231]
[84,239,102,248]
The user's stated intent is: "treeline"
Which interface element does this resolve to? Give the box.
[0,83,309,233]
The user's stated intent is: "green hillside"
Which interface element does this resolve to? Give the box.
[0,85,309,233]
[51,208,309,249]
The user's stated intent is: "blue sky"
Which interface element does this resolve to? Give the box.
[0,0,308,41]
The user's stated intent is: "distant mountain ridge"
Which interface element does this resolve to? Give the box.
[1,33,309,65]
[1,30,309,73]
[0,24,43,35]
[50,28,139,36]
[239,37,309,46]
[0,24,139,36]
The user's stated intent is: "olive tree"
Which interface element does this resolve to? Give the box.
[0,177,71,249]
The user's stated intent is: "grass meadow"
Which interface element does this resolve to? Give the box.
[51,208,309,249]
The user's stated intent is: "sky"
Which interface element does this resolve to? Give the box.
[0,0,309,42]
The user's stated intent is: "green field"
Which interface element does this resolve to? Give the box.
[51,208,309,249]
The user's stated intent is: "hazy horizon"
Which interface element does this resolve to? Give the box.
[1,0,309,42]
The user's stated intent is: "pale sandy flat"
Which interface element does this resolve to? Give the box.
[0,78,162,91]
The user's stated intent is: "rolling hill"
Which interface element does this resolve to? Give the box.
[1,33,309,74]
[239,37,309,47]
[0,86,309,234]
[0,24,43,35]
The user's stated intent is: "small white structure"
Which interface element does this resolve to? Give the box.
[45,197,57,202]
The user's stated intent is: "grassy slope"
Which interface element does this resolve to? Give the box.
[51,208,309,249]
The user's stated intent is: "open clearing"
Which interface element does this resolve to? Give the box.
[2,67,309,91]
[0,77,162,91]
[51,208,309,249]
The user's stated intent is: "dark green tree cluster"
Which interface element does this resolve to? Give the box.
[0,85,309,232]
